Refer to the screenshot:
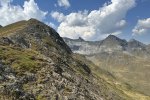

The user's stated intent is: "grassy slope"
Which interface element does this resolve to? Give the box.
[0,45,128,100]
[0,20,27,37]
[0,45,46,74]
[86,53,150,99]
[73,54,131,99]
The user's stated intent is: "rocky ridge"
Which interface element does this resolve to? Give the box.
[0,19,132,100]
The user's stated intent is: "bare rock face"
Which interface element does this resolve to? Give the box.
[0,19,130,100]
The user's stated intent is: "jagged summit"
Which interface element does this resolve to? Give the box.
[106,35,119,39]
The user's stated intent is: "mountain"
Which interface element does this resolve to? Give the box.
[0,19,135,100]
[127,39,149,57]
[0,25,2,28]
[64,35,150,56]
[99,35,128,52]
[128,39,146,48]
[64,35,150,99]
[63,37,101,55]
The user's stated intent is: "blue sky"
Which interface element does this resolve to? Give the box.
[0,0,150,44]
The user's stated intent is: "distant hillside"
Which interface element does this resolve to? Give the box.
[64,36,150,99]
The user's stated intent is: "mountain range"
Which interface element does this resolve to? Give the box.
[0,19,150,100]
[63,35,150,98]
[63,35,150,56]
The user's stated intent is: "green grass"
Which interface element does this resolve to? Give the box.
[0,20,27,37]
[0,45,44,74]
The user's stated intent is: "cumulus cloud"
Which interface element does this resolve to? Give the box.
[51,11,65,22]
[0,0,47,26]
[51,0,136,40]
[132,18,150,35]
[57,0,70,8]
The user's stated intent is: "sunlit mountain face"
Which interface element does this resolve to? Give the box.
[0,0,150,100]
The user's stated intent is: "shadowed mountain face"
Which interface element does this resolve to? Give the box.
[64,35,150,98]
[0,25,2,28]
[0,19,136,100]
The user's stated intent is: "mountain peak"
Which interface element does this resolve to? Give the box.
[27,18,43,25]
[102,35,127,44]
[77,37,84,41]
[28,18,39,22]
[105,35,119,40]
[0,19,72,54]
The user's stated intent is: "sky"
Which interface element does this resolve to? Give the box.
[0,0,150,44]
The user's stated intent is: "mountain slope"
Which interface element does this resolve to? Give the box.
[0,19,132,100]
[64,35,150,99]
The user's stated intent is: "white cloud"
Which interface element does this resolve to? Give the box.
[51,0,136,40]
[57,0,70,8]
[132,18,150,35]
[0,0,47,26]
[51,11,65,22]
